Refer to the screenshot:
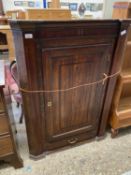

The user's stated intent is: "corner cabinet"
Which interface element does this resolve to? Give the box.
[10,20,130,158]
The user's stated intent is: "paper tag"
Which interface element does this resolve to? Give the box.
[25,34,33,39]
[120,30,127,36]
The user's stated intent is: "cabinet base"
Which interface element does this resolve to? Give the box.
[29,152,47,160]
[29,134,98,160]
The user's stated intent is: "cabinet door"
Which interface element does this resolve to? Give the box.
[42,44,113,142]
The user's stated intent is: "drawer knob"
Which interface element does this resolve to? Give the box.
[68,138,78,144]
[47,102,52,107]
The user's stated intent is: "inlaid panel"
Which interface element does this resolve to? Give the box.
[43,44,113,142]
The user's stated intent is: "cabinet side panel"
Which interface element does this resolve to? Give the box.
[98,21,130,136]
[12,30,45,156]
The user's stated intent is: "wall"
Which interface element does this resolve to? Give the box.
[2,0,43,12]
[2,0,130,18]
[0,0,4,14]
[2,0,104,18]
[48,0,104,19]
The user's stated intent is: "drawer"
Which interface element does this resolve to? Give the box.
[0,114,10,135]
[0,136,13,156]
[45,129,97,151]
[0,93,4,113]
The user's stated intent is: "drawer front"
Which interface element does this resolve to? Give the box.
[0,136,13,156]
[45,129,97,151]
[0,114,9,135]
[38,22,119,39]
[0,93,4,113]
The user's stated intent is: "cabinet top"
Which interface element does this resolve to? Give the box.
[9,19,131,41]
[9,19,130,30]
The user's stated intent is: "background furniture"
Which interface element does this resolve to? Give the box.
[6,9,71,20]
[6,10,25,19]
[112,2,131,19]
[0,25,15,61]
[10,20,129,159]
[49,0,60,8]
[109,2,131,137]
[0,60,23,168]
[0,16,8,25]
[0,30,8,60]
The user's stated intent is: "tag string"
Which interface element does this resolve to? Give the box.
[19,71,120,94]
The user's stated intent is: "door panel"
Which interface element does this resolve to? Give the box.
[42,44,113,142]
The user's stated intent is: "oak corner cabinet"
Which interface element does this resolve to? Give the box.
[10,20,130,158]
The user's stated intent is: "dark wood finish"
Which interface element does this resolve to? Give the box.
[0,60,23,168]
[10,20,130,158]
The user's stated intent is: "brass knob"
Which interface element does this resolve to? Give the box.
[67,138,78,144]
[47,102,52,107]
